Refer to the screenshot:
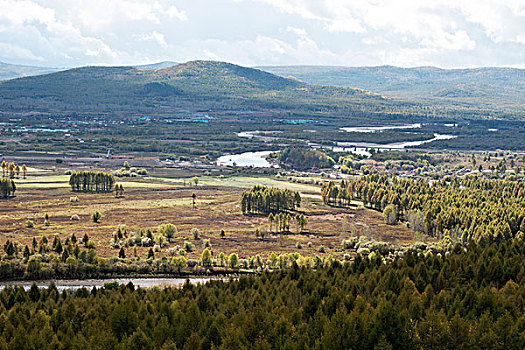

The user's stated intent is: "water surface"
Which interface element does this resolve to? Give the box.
[0,277,221,291]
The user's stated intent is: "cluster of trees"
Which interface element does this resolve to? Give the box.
[69,171,116,192]
[241,185,301,215]
[276,147,335,170]
[0,241,523,348]
[115,184,124,197]
[268,213,308,233]
[323,174,525,243]
[0,161,26,179]
[0,178,16,198]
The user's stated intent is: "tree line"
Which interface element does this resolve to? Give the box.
[69,171,116,192]
[241,185,301,215]
[0,240,522,348]
[0,178,16,198]
[1,161,26,179]
[322,174,525,243]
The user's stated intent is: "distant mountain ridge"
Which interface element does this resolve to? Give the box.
[259,65,525,110]
[0,61,64,81]
[0,60,394,117]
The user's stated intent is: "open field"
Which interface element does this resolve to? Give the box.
[0,170,418,262]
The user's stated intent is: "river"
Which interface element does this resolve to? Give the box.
[226,125,456,162]
[0,277,223,291]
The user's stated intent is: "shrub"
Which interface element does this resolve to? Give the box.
[184,241,194,252]
[70,214,80,221]
[165,247,178,256]
[296,242,302,249]
[191,228,200,240]
[201,248,212,267]
[141,237,153,247]
[318,245,326,253]
[155,235,167,248]
[307,242,312,248]
[158,223,177,241]
[91,211,102,223]
[203,239,211,248]
[153,244,161,252]
[70,196,78,202]
[26,220,34,228]
[229,253,239,268]
[383,204,398,225]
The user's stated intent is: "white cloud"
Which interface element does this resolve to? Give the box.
[286,26,306,36]
[0,42,44,61]
[0,0,522,68]
[166,6,188,21]
[137,31,169,48]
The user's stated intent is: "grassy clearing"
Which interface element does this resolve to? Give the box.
[1,172,420,261]
[158,175,321,193]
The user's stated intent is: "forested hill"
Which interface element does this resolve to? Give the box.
[259,65,525,111]
[0,60,401,117]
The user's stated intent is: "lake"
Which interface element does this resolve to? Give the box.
[0,277,223,291]
[340,123,422,133]
[216,150,278,168]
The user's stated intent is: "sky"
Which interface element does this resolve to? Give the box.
[0,0,524,68]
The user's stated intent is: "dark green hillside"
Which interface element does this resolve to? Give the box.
[0,60,397,117]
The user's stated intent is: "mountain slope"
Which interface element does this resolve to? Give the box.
[0,61,63,81]
[259,65,525,110]
[0,60,397,117]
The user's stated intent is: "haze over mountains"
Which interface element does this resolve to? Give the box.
[0,61,64,81]
[260,65,525,110]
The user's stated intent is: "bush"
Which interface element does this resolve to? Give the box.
[165,247,178,256]
[296,242,302,249]
[158,223,177,241]
[191,228,200,240]
[184,241,194,252]
[318,245,326,253]
[26,220,34,228]
[229,253,239,268]
[70,196,78,202]
[70,214,80,221]
[141,237,153,247]
[92,211,102,223]
[203,239,211,248]
[383,204,398,225]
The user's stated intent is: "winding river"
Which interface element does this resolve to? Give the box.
[225,124,457,163]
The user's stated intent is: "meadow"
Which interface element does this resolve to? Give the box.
[0,168,415,266]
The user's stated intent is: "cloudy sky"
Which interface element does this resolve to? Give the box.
[0,0,524,68]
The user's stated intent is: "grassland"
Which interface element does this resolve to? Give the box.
[0,169,417,264]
